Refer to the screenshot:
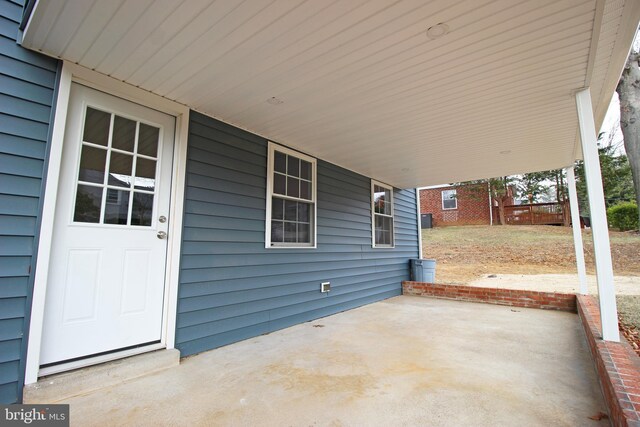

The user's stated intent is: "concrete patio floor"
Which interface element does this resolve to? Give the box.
[62,296,607,426]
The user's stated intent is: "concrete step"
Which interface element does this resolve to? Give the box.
[23,349,180,403]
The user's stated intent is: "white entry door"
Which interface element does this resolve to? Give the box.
[40,83,175,366]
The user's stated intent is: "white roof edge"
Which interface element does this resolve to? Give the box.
[594,0,640,132]
[417,184,453,190]
[573,1,640,163]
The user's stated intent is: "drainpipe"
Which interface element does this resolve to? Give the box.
[575,88,619,342]
[566,166,588,295]
[488,182,493,226]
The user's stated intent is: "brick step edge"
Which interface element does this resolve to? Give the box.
[402,281,577,312]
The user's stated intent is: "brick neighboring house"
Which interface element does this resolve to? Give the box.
[420,183,515,227]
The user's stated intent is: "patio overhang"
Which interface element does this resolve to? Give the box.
[20,0,640,189]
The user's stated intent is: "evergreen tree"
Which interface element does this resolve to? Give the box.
[574,144,634,216]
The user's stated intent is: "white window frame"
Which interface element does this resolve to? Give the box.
[442,189,457,210]
[265,142,317,248]
[371,179,395,248]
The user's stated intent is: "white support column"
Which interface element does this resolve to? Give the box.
[416,188,424,259]
[566,166,588,295]
[575,88,619,342]
[488,182,494,226]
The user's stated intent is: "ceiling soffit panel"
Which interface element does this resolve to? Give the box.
[21,0,640,188]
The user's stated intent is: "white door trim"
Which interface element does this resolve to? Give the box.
[25,61,190,384]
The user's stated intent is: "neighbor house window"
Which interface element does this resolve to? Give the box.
[442,189,457,210]
[266,142,317,248]
[371,180,394,247]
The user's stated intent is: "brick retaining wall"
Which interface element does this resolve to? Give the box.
[402,281,577,312]
[577,295,640,427]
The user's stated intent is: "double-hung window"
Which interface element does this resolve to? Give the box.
[266,142,317,248]
[371,180,394,247]
[442,189,457,210]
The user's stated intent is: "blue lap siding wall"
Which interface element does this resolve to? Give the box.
[0,0,419,403]
[0,0,59,404]
[176,112,420,356]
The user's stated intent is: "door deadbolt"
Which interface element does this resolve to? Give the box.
[159,216,167,223]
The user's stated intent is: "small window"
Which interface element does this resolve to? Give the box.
[442,189,457,210]
[266,142,317,248]
[371,180,394,248]
[106,188,120,204]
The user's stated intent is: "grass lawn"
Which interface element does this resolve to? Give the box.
[421,225,640,330]
[422,225,640,281]
[617,296,640,332]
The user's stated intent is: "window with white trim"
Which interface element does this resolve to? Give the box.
[371,180,394,247]
[266,142,317,248]
[442,189,457,210]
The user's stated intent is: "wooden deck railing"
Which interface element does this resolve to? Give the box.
[493,202,569,225]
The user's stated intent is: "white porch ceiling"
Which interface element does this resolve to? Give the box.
[22,0,640,188]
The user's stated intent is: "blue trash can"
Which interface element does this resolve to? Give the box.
[410,259,436,282]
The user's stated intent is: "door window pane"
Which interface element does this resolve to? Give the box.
[138,123,160,157]
[74,185,103,223]
[112,116,136,152]
[135,158,156,191]
[83,107,110,146]
[131,192,154,226]
[108,152,133,187]
[78,145,107,184]
[104,189,130,224]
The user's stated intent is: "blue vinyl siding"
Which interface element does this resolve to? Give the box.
[176,112,419,356]
[0,0,58,403]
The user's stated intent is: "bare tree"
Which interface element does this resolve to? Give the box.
[452,177,515,225]
[616,49,640,225]
[487,176,515,225]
